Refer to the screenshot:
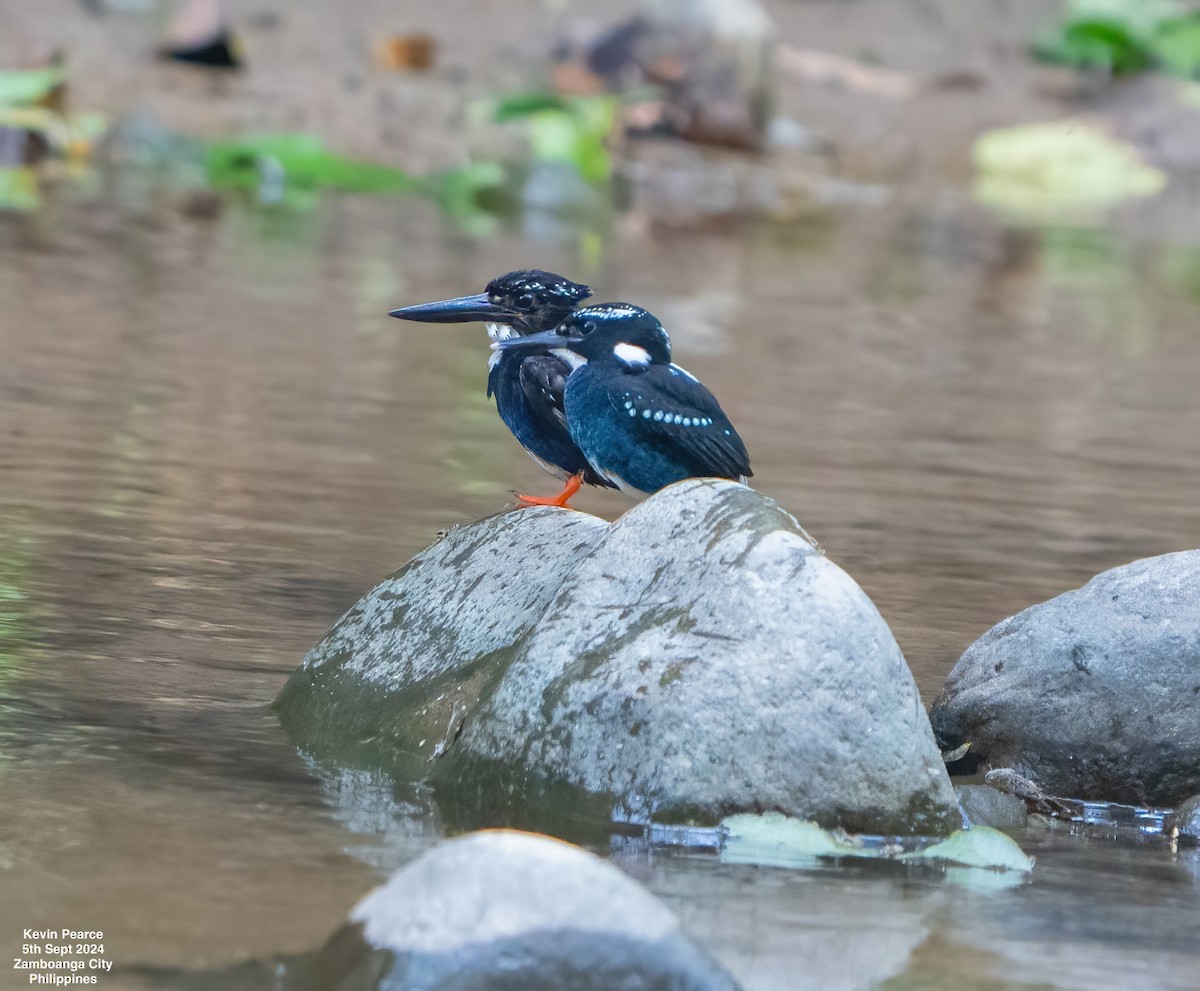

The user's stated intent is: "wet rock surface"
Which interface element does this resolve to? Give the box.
[274,508,609,768]
[315,830,742,991]
[279,479,957,835]
[1165,794,1200,842]
[954,784,1029,831]
[446,479,959,835]
[931,550,1200,806]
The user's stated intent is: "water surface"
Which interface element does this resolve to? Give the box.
[1,180,1199,988]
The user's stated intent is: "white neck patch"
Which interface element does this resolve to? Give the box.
[551,347,587,371]
[614,343,652,368]
[486,321,516,343]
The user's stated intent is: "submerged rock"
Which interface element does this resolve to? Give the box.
[931,550,1200,806]
[315,830,742,991]
[445,480,958,835]
[955,784,1029,831]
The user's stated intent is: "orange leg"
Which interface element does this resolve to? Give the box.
[516,473,583,508]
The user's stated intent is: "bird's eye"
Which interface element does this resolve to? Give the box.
[580,320,598,336]
[516,293,535,310]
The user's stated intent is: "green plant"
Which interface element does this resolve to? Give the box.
[1034,0,1200,78]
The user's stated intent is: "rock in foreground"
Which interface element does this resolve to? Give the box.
[319,830,742,991]
[931,551,1200,806]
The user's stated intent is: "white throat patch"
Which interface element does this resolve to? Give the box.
[614,343,652,369]
[552,347,588,371]
[486,321,516,343]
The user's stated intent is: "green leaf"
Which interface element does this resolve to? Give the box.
[1152,16,1200,78]
[721,813,861,867]
[1033,19,1154,74]
[527,98,616,183]
[495,91,573,122]
[493,91,617,183]
[205,134,416,196]
[1063,0,1180,38]
[1031,0,1200,76]
[0,168,40,211]
[0,68,65,106]
[720,814,1035,873]
[428,161,507,236]
[901,827,1035,872]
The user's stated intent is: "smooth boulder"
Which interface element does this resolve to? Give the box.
[931,550,1200,806]
[318,830,742,991]
[275,508,609,764]
[446,479,959,835]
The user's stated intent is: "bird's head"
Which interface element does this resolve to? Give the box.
[494,303,672,370]
[388,270,591,336]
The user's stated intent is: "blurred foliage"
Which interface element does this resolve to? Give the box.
[204,133,505,231]
[433,161,506,236]
[972,119,1166,220]
[0,167,40,211]
[1034,0,1200,78]
[199,92,618,229]
[1161,244,1200,301]
[1152,15,1200,76]
[0,66,65,105]
[495,92,618,183]
[205,134,417,199]
[0,63,107,212]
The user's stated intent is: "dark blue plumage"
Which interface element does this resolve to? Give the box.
[496,304,752,495]
[389,270,616,503]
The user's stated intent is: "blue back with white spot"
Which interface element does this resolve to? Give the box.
[564,361,752,494]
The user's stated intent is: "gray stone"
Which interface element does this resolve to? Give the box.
[323,830,742,991]
[446,479,959,835]
[274,508,609,763]
[955,784,1028,831]
[931,550,1200,806]
[1165,794,1200,842]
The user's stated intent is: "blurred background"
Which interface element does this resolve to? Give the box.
[2,0,1199,988]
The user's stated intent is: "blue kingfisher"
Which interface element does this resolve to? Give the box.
[389,270,616,507]
[495,303,752,494]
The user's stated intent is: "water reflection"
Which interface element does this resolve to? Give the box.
[1,179,1199,989]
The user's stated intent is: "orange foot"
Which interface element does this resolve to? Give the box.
[516,473,583,509]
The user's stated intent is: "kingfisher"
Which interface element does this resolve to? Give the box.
[495,303,752,494]
[389,270,615,506]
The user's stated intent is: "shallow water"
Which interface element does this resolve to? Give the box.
[2,177,1199,989]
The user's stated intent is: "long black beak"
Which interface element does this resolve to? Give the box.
[491,328,584,352]
[389,292,512,323]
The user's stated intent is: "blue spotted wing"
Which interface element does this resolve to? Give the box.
[607,363,752,480]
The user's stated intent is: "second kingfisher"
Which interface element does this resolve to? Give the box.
[496,304,752,495]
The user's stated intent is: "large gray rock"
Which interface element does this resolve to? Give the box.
[931,550,1200,806]
[320,830,742,991]
[275,508,609,766]
[444,480,959,835]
